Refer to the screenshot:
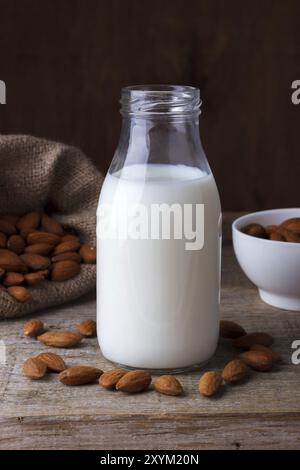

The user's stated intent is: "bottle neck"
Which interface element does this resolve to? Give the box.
[109,114,209,174]
[109,85,210,175]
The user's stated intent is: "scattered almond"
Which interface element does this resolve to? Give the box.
[23,319,44,337]
[37,330,82,348]
[59,366,103,385]
[220,320,246,339]
[7,286,32,302]
[79,245,96,264]
[99,369,127,390]
[233,332,274,350]
[116,370,151,393]
[22,357,47,379]
[222,359,247,383]
[250,344,282,363]
[198,371,223,397]
[76,319,96,337]
[240,350,274,371]
[154,375,183,396]
[37,352,66,372]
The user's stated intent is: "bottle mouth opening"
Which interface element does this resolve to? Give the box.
[121,84,201,116]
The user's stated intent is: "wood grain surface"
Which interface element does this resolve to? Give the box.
[1,0,300,210]
[0,213,299,449]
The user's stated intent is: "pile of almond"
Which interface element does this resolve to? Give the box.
[21,317,282,399]
[0,212,96,302]
[241,217,300,242]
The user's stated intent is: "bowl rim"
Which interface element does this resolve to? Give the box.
[232,208,300,247]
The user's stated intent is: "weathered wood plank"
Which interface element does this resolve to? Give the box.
[1,414,300,450]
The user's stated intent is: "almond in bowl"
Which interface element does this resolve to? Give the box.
[232,208,300,311]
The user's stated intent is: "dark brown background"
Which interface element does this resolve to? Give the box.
[0,0,300,210]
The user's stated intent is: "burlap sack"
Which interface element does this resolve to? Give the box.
[0,135,104,318]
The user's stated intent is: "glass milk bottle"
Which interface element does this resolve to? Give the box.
[97,85,221,372]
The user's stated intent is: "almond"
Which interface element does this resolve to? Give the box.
[7,286,32,302]
[27,231,61,246]
[240,350,274,371]
[0,249,27,272]
[0,267,5,279]
[220,320,246,339]
[277,227,300,243]
[154,375,183,396]
[37,330,82,348]
[116,370,152,393]
[24,270,48,286]
[59,366,103,385]
[242,223,267,239]
[76,319,96,337]
[22,357,47,379]
[79,245,96,264]
[23,319,44,337]
[250,344,282,363]
[41,214,65,236]
[265,224,278,233]
[0,232,7,249]
[222,359,247,383]
[198,371,223,397]
[61,234,80,243]
[269,230,285,241]
[7,234,25,254]
[20,253,50,271]
[51,252,81,263]
[37,352,66,372]
[3,272,24,287]
[99,369,127,390]
[24,243,54,255]
[280,217,300,235]
[53,240,81,256]
[17,212,41,233]
[51,260,80,281]
[0,219,17,235]
[233,332,274,350]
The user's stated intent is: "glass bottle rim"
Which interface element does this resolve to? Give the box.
[120,84,201,117]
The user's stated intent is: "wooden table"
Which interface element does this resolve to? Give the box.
[1,214,300,450]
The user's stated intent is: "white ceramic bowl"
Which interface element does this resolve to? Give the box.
[232,208,300,311]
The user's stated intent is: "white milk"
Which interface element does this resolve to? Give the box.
[97,163,221,370]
